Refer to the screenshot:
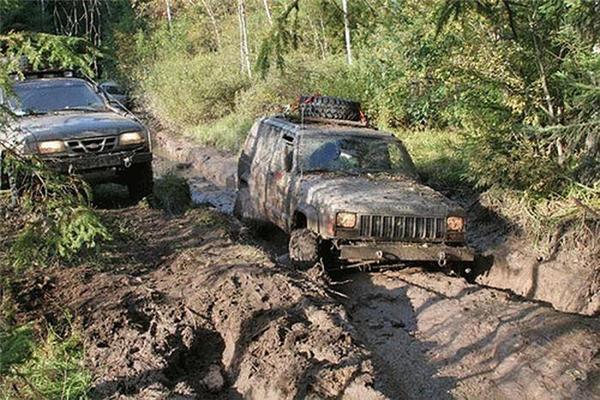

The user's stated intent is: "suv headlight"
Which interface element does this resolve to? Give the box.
[119,131,145,146]
[446,216,464,232]
[336,212,357,228]
[38,140,65,154]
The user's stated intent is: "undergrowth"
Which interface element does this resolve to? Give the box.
[1,150,111,269]
[0,319,91,400]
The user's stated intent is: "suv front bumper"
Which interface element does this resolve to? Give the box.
[44,151,152,174]
[338,242,474,263]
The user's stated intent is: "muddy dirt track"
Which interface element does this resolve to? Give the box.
[151,156,600,400]
[9,156,597,400]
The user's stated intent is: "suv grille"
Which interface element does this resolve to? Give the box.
[66,137,117,154]
[359,215,445,241]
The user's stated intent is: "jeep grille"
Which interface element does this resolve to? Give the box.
[359,215,445,241]
[66,136,117,154]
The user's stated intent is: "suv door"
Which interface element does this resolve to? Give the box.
[248,122,280,221]
[265,130,295,230]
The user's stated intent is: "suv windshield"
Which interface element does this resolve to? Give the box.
[9,79,106,115]
[300,134,417,177]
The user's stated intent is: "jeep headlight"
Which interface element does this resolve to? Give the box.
[336,212,357,229]
[446,216,464,232]
[119,131,145,146]
[37,140,65,154]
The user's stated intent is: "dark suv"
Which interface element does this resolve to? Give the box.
[234,112,474,268]
[0,72,152,200]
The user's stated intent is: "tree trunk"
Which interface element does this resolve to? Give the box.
[200,0,221,50]
[341,0,352,65]
[237,0,251,77]
[165,0,173,30]
[263,0,272,25]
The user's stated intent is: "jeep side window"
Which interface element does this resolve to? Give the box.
[271,133,294,173]
[252,124,280,168]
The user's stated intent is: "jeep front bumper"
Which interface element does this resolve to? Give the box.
[338,242,474,263]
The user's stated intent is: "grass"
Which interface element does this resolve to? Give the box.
[0,322,91,400]
[393,128,469,192]
[186,113,253,152]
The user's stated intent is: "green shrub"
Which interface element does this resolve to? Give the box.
[142,50,250,129]
[2,151,111,269]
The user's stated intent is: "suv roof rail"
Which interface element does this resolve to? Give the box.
[11,69,84,81]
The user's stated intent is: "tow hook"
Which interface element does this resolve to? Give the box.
[123,157,132,168]
[375,250,384,259]
[438,251,448,267]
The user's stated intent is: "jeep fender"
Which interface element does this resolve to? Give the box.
[292,205,320,233]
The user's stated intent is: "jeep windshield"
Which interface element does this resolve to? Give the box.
[9,79,107,116]
[300,134,417,177]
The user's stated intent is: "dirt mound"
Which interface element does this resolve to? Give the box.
[39,207,387,399]
[467,195,599,316]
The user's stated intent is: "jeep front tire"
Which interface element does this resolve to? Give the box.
[289,228,320,268]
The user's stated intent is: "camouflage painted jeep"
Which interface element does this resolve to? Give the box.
[234,103,474,267]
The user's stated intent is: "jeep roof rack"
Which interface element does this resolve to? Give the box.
[280,113,374,129]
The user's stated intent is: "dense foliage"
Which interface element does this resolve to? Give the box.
[94,0,599,199]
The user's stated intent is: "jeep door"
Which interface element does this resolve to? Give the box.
[248,122,280,222]
[265,130,295,230]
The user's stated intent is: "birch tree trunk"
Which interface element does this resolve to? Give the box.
[165,0,173,30]
[238,0,251,77]
[263,0,273,26]
[341,0,352,65]
[200,0,221,50]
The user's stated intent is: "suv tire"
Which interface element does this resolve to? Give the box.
[299,96,361,122]
[124,161,153,202]
[289,228,319,268]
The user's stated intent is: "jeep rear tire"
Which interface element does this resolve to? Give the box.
[289,228,320,268]
[299,96,362,122]
[125,161,153,202]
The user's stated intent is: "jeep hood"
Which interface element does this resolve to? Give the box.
[19,112,144,141]
[300,175,463,216]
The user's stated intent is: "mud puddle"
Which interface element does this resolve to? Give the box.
[336,269,600,400]
[154,154,235,214]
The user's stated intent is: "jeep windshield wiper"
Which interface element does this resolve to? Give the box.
[20,109,48,116]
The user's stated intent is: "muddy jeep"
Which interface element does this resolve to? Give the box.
[0,71,153,200]
[234,107,474,268]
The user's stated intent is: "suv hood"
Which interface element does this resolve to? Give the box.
[300,175,463,216]
[19,112,144,141]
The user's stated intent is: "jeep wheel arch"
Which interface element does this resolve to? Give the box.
[291,206,319,233]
